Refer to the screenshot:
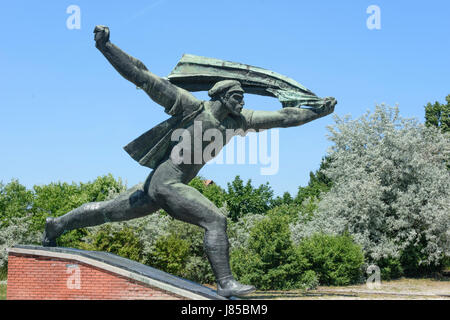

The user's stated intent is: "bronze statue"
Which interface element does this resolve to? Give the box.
[43,25,337,297]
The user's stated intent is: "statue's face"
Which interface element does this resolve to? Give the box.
[223,91,245,116]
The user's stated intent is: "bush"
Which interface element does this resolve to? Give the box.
[227,214,265,250]
[0,265,7,281]
[376,256,403,281]
[82,224,143,262]
[0,215,41,272]
[231,215,312,290]
[266,204,301,223]
[147,233,191,276]
[163,219,215,284]
[80,213,216,284]
[296,233,365,286]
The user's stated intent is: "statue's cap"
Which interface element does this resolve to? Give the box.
[208,80,244,98]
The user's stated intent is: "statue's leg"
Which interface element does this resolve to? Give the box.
[148,162,255,297]
[42,175,159,247]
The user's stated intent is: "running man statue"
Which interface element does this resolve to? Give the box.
[42,25,337,297]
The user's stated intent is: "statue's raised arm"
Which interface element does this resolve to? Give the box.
[94,25,200,116]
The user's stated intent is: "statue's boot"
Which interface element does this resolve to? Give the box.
[204,232,256,297]
[217,275,256,297]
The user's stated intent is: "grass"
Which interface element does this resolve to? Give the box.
[0,284,6,300]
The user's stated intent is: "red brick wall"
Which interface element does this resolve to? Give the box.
[7,253,184,300]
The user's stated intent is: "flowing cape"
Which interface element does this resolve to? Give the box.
[167,54,325,108]
[123,102,204,169]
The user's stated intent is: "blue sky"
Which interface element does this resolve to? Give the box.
[1,0,449,196]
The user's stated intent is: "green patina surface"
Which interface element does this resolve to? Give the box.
[168,54,325,108]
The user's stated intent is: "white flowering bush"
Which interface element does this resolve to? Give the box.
[0,216,41,276]
[227,213,265,250]
[291,105,450,275]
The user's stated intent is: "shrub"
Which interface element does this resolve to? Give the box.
[230,215,312,290]
[266,204,301,223]
[147,233,191,276]
[164,219,215,284]
[376,256,404,281]
[0,215,41,276]
[227,214,265,250]
[82,224,143,262]
[296,233,365,286]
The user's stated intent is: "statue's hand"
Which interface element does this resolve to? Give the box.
[94,25,110,48]
[320,97,337,115]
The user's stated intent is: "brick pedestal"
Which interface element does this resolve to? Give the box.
[6,246,227,300]
[7,253,180,300]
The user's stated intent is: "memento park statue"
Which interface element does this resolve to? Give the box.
[43,25,337,297]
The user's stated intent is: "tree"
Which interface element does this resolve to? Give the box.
[225,176,274,221]
[271,192,294,208]
[294,156,333,218]
[425,94,450,133]
[188,176,226,208]
[295,156,333,205]
[292,105,450,276]
[0,180,34,227]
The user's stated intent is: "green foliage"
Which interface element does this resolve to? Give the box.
[226,176,274,221]
[188,176,227,208]
[295,156,332,207]
[271,192,294,208]
[399,240,444,277]
[83,224,143,262]
[0,265,7,281]
[32,174,126,232]
[0,180,34,227]
[290,157,333,221]
[163,219,215,283]
[0,283,6,300]
[425,94,450,133]
[147,233,191,276]
[0,175,127,268]
[266,203,300,223]
[297,233,365,286]
[231,215,311,290]
[376,257,404,281]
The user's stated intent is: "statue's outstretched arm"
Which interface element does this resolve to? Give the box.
[246,97,337,130]
[93,25,198,111]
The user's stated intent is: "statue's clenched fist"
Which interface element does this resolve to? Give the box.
[94,25,110,48]
[320,97,337,115]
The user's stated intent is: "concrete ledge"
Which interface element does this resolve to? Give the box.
[7,245,233,300]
